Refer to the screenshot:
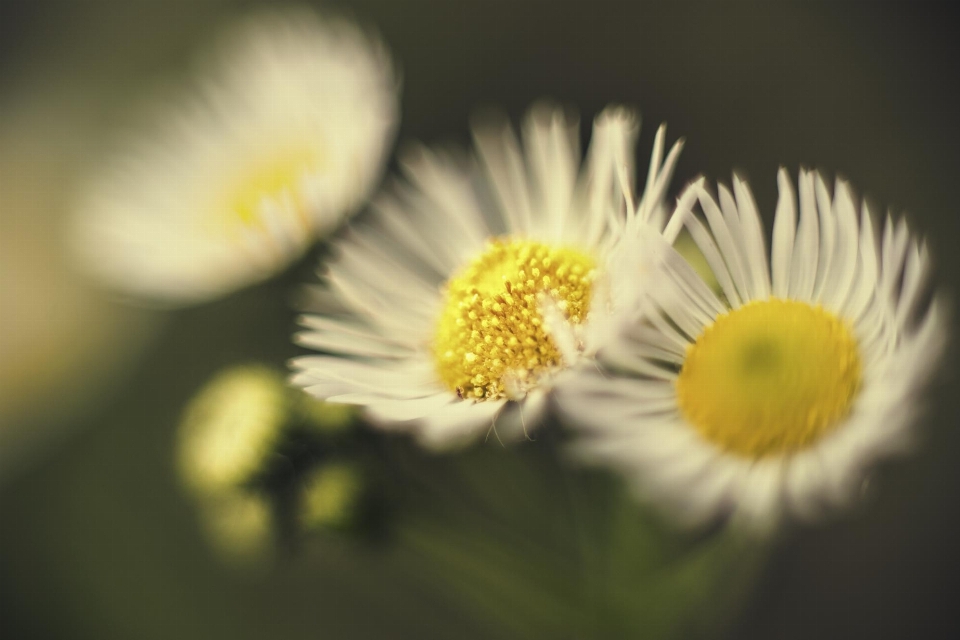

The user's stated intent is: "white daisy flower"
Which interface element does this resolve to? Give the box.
[71,8,398,305]
[292,103,684,449]
[558,169,949,530]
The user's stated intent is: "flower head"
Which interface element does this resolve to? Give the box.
[558,169,948,530]
[292,103,683,448]
[71,8,398,305]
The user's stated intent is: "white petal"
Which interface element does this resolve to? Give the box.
[580,107,638,247]
[415,399,507,449]
[522,105,580,242]
[295,330,411,359]
[789,169,819,300]
[783,451,827,522]
[896,241,930,327]
[493,389,549,442]
[639,125,685,232]
[364,394,456,423]
[472,113,535,235]
[683,213,743,307]
[824,178,860,311]
[733,460,784,528]
[696,184,751,301]
[771,167,797,298]
[812,172,836,302]
[732,173,771,298]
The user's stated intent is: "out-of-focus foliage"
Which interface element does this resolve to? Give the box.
[388,440,766,639]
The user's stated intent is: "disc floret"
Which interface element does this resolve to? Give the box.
[676,299,862,457]
[433,238,596,401]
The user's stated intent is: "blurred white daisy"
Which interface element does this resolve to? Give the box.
[558,169,948,530]
[178,366,290,496]
[71,8,398,305]
[292,103,684,448]
[177,363,358,496]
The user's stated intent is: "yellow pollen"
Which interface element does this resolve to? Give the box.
[432,238,596,401]
[675,299,861,458]
[219,147,323,230]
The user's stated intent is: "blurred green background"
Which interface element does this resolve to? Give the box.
[2,1,959,638]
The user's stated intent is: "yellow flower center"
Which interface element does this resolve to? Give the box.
[675,299,861,458]
[219,147,323,230]
[432,238,596,401]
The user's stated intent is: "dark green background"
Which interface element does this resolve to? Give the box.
[2,1,959,638]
